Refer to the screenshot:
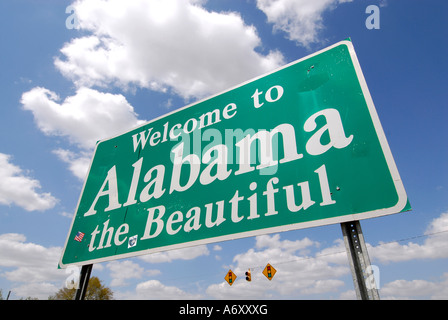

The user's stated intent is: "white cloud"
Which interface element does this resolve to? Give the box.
[255,233,318,252]
[107,260,145,287]
[256,0,353,47]
[135,279,203,299]
[380,274,448,300]
[13,282,60,300]
[314,238,347,265]
[139,245,210,263]
[21,87,145,179]
[22,1,285,180]
[55,0,284,99]
[370,212,448,263]
[52,149,92,181]
[0,154,58,212]
[424,212,448,235]
[0,233,66,299]
[21,86,145,150]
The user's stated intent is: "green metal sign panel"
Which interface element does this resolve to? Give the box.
[60,40,410,267]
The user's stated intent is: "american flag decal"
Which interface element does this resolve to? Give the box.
[74,231,85,242]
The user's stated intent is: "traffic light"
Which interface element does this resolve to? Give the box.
[245,269,251,282]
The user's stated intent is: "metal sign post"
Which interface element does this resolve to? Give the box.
[341,221,380,300]
[74,264,93,300]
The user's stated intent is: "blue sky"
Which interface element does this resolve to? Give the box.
[0,0,447,300]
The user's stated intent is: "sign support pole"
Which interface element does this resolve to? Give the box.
[74,264,93,300]
[341,221,380,300]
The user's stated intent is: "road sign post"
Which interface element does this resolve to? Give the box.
[74,264,92,300]
[341,221,380,300]
[60,40,409,273]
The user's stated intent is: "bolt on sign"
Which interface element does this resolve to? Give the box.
[59,40,410,268]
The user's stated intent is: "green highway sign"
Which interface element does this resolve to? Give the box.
[60,40,410,267]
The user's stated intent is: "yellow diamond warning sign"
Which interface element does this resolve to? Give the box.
[263,263,276,280]
[225,269,236,286]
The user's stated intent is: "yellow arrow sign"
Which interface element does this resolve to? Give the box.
[263,263,276,280]
[225,269,237,286]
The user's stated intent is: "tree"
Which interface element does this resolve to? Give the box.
[50,276,113,300]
